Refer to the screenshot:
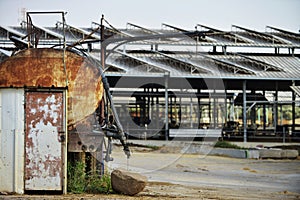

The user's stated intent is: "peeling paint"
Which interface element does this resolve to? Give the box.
[25,92,63,190]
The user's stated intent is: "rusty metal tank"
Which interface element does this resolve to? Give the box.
[0,48,104,125]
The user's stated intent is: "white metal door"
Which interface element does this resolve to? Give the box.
[0,89,25,194]
[25,91,65,191]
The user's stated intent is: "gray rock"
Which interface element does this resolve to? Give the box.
[111,169,147,195]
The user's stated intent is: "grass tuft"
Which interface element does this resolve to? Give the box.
[67,161,112,194]
[215,141,246,149]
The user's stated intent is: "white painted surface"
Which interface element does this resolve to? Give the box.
[0,89,25,194]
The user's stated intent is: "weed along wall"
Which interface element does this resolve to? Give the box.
[0,48,104,194]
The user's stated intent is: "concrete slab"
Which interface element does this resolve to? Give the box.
[126,139,299,159]
[259,149,298,159]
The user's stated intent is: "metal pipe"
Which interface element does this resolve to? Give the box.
[62,12,68,87]
[101,74,130,157]
[100,15,130,158]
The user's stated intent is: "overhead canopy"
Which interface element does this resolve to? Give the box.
[0,21,300,91]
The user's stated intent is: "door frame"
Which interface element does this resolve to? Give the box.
[24,89,67,193]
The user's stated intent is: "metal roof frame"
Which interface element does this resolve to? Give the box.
[2,22,300,49]
[0,26,26,38]
[56,21,99,40]
[266,25,300,44]
[197,24,253,44]
[124,23,184,45]
[91,21,131,38]
[106,62,129,72]
[161,23,187,32]
[1,20,300,81]
[234,53,284,72]
[113,50,171,73]
[19,21,64,39]
[266,26,300,39]
[205,54,257,75]
[126,22,161,35]
[153,51,211,74]
[232,25,288,45]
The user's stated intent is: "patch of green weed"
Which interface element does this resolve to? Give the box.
[67,161,112,194]
[215,141,246,149]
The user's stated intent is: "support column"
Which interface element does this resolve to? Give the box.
[164,73,169,141]
[156,88,159,129]
[170,97,173,123]
[231,93,236,121]
[224,90,228,124]
[292,90,296,132]
[213,93,217,129]
[250,91,256,126]
[197,90,201,128]
[274,82,278,133]
[213,46,216,53]
[179,89,182,125]
[263,90,267,130]
[243,80,247,143]
[190,97,193,128]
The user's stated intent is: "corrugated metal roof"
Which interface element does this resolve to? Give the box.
[2,23,300,48]
[103,51,300,80]
[0,22,300,81]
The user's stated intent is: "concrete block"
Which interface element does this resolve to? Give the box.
[210,148,247,158]
[258,149,298,159]
[246,150,260,159]
[259,149,282,159]
[281,150,298,159]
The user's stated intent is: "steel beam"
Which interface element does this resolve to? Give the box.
[243,80,247,143]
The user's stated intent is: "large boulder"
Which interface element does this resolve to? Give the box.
[111,169,147,195]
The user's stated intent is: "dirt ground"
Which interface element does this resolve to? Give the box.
[1,143,300,200]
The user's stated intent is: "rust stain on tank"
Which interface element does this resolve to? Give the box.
[0,48,104,125]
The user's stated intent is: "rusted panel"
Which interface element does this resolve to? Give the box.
[0,48,103,125]
[25,91,64,191]
[68,132,104,152]
[0,89,25,194]
[68,114,104,152]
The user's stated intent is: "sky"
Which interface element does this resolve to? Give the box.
[0,0,299,32]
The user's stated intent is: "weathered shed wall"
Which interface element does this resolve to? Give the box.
[0,88,25,194]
